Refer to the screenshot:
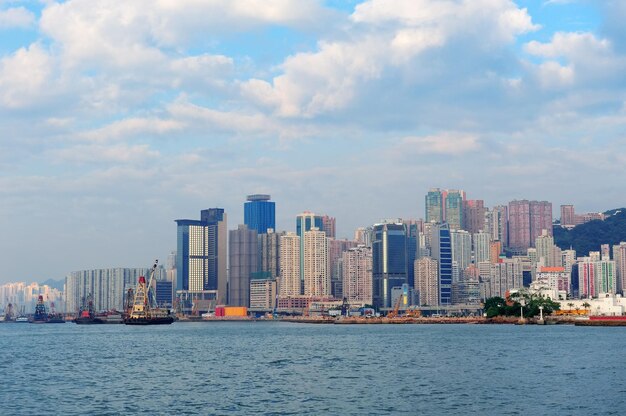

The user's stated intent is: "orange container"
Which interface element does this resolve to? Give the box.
[223,306,247,317]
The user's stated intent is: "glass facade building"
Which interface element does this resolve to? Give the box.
[175,208,227,304]
[372,222,407,309]
[431,223,452,305]
[244,194,275,234]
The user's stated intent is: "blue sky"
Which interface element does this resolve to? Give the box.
[1,0,625,283]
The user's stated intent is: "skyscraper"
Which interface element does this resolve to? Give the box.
[463,199,486,234]
[342,245,373,304]
[175,208,227,304]
[486,205,508,246]
[320,215,336,239]
[431,223,452,305]
[451,229,472,273]
[296,211,324,283]
[473,231,491,264]
[425,188,445,224]
[279,233,301,297]
[508,200,552,251]
[613,242,626,295]
[258,229,283,279]
[560,204,576,228]
[244,194,275,234]
[372,222,407,309]
[303,228,330,296]
[445,190,464,231]
[228,224,258,307]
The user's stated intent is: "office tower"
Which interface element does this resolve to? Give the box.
[473,231,491,264]
[486,205,508,245]
[403,219,420,288]
[258,229,283,279]
[508,200,552,251]
[425,188,445,223]
[613,242,626,295]
[451,229,471,273]
[589,251,601,262]
[445,190,464,230]
[414,257,438,306]
[229,225,258,307]
[175,208,227,303]
[463,200,486,234]
[431,223,452,305]
[303,228,330,296]
[422,222,436,254]
[342,245,373,304]
[244,194,275,234]
[578,259,617,297]
[372,222,408,309]
[296,211,324,283]
[279,233,301,297]
[321,215,336,238]
[560,205,576,228]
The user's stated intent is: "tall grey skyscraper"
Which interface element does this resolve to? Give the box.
[372,222,407,309]
[175,208,227,304]
[229,224,258,307]
[431,223,452,305]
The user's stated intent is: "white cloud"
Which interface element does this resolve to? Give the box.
[79,117,184,142]
[0,43,54,108]
[50,144,160,164]
[0,7,35,29]
[391,132,481,157]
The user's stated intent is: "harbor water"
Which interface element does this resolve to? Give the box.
[1,322,625,415]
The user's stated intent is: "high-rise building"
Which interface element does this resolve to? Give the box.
[258,229,283,279]
[425,188,445,223]
[445,190,464,231]
[372,222,407,309]
[536,267,570,296]
[463,200,486,234]
[65,268,150,313]
[535,229,562,268]
[483,258,523,299]
[431,223,452,305]
[473,231,491,264]
[303,228,330,296]
[451,229,472,273]
[613,242,626,295]
[321,215,336,239]
[244,194,275,234]
[508,200,552,251]
[175,208,227,303]
[578,259,617,298]
[296,211,324,283]
[250,278,277,310]
[560,205,576,228]
[342,245,373,305]
[354,226,374,247]
[403,219,421,288]
[490,241,503,264]
[414,257,438,306]
[228,224,258,307]
[486,205,508,245]
[279,233,301,297]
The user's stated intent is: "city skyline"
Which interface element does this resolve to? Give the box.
[2,1,626,283]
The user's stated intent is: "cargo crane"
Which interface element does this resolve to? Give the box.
[4,302,14,321]
[124,260,174,325]
[387,295,404,319]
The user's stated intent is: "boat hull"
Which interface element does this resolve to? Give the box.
[74,317,104,324]
[124,316,174,325]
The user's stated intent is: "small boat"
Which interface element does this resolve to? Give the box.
[124,260,174,325]
[74,294,104,324]
[15,316,29,323]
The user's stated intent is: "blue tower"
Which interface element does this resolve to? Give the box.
[244,194,275,234]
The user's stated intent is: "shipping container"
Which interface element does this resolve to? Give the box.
[223,306,247,317]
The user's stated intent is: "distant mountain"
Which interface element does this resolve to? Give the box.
[40,278,64,291]
[554,208,626,256]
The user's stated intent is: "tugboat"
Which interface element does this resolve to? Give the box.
[47,301,65,323]
[30,295,49,323]
[3,303,15,322]
[124,260,174,325]
[74,294,103,324]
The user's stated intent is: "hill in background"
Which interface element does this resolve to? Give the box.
[554,208,626,257]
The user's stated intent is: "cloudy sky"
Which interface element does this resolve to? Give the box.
[1,0,625,283]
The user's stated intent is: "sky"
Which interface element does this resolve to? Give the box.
[1,0,625,284]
